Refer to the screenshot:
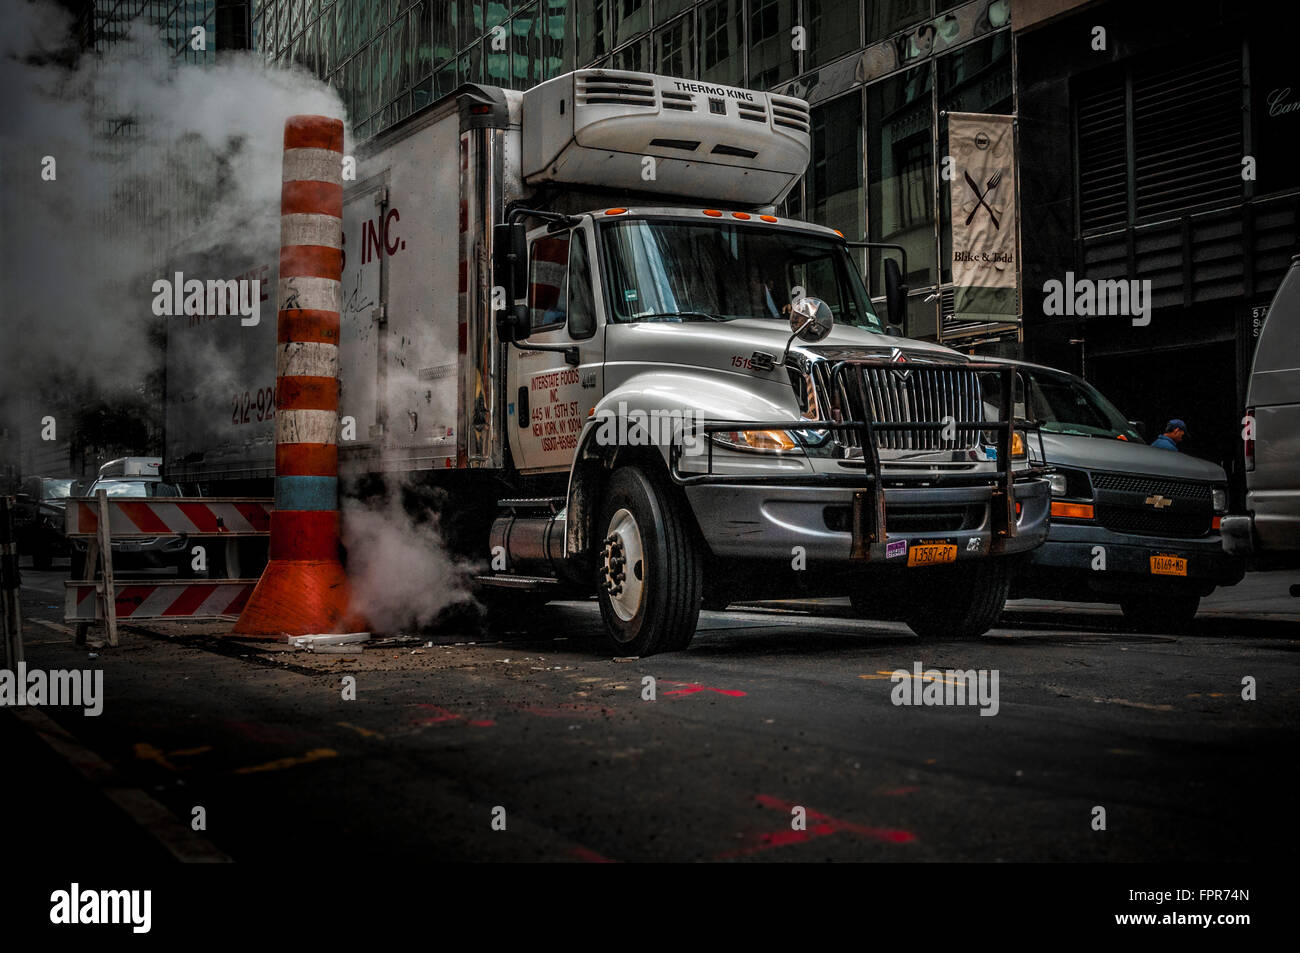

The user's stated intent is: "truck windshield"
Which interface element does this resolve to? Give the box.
[599,219,883,332]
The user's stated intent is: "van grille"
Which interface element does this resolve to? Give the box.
[837,364,984,452]
[1096,507,1211,538]
[1090,472,1211,501]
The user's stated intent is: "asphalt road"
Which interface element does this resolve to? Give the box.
[5,560,1297,863]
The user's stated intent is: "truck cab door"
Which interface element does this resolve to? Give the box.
[507,223,605,473]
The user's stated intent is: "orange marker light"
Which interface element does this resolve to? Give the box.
[760,215,778,222]
[605,207,627,215]
[703,209,722,217]
[833,229,844,237]
[1212,516,1222,529]
[1050,501,1095,520]
[731,211,750,220]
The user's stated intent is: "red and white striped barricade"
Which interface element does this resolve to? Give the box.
[64,492,272,644]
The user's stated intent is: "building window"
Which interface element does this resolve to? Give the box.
[654,14,693,78]
[748,0,797,90]
[808,91,865,247]
[613,37,650,72]
[512,2,542,90]
[867,60,936,335]
[806,0,860,72]
[866,0,929,46]
[614,0,651,48]
[699,0,743,87]
[654,0,692,24]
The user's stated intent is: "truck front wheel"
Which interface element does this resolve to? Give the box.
[901,558,1011,640]
[595,466,702,655]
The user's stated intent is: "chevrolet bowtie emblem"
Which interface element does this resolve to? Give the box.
[1145,494,1173,509]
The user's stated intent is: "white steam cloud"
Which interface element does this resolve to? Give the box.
[0,0,346,392]
[341,489,476,634]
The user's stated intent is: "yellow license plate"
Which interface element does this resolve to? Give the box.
[1150,555,1188,576]
[908,544,957,567]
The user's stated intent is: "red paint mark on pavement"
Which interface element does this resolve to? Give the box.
[569,846,617,863]
[660,681,747,698]
[715,794,915,859]
[410,704,495,727]
[505,702,610,718]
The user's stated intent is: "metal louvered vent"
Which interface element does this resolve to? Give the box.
[661,90,695,111]
[1076,75,1128,232]
[737,100,767,123]
[577,74,656,107]
[1132,50,1243,219]
[770,95,810,133]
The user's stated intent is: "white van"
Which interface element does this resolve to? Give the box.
[1222,253,1300,569]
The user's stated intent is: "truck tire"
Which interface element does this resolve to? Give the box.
[848,583,908,621]
[595,466,702,655]
[901,559,1011,640]
[1120,593,1199,634]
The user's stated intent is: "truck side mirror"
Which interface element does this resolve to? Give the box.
[492,222,528,302]
[883,258,908,327]
[498,303,530,343]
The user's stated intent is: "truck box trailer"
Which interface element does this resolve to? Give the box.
[166,69,1051,654]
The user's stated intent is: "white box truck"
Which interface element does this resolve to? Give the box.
[166,70,1051,654]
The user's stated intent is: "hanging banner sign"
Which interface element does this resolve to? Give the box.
[947,112,1020,331]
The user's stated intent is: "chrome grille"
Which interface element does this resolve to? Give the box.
[838,364,984,451]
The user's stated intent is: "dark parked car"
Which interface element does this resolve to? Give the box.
[13,476,79,569]
[70,457,195,576]
[983,360,1244,632]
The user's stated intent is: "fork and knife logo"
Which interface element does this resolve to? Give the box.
[964,168,1003,229]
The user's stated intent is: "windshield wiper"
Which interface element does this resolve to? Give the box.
[634,310,728,322]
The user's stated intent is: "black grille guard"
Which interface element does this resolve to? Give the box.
[667,360,1050,556]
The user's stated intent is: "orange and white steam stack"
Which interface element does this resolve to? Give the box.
[233,115,358,639]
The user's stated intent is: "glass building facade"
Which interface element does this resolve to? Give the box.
[82,1,1014,343]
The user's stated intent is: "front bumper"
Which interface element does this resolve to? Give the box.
[1022,521,1244,595]
[684,478,1050,563]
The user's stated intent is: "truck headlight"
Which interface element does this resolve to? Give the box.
[1048,473,1068,496]
[711,429,798,453]
[1212,486,1227,514]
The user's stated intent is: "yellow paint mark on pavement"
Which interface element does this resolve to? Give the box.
[861,669,969,687]
[234,748,338,774]
[1092,697,1174,712]
[337,721,385,739]
[134,742,178,773]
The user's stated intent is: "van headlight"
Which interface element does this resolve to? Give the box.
[1212,486,1227,514]
[1048,473,1068,496]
